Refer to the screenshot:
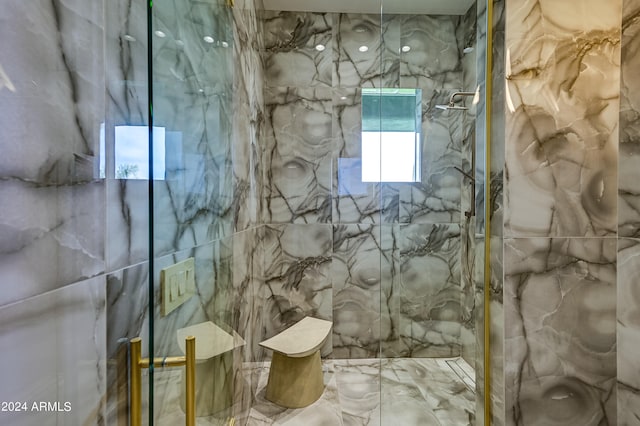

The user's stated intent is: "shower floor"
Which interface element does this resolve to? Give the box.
[155,357,476,426]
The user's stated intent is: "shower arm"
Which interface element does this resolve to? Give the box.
[448,91,476,106]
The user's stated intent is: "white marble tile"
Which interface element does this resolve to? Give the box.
[263,12,332,88]
[260,224,333,356]
[0,0,104,182]
[0,0,107,306]
[0,180,106,306]
[618,238,640,423]
[332,225,398,358]
[145,357,476,426]
[333,14,400,88]
[618,382,640,426]
[504,237,617,426]
[0,278,106,426]
[264,87,333,223]
[619,0,640,238]
[234,228,267,363]
[233,4,266,232]
[399,15,463,90]
[504,0,621,238]
[105,179,149,271]
[398,224,462,357]
[380,358,475,426]
[618,0,640,422]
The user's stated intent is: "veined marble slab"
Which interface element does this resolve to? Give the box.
[504,238,617,426]
[504,0,621,238]
[0,278,106,426]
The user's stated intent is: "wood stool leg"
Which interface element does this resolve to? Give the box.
[265,351,324,408]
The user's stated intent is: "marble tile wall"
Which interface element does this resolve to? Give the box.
[234,226,266,408]
[489,0,507,420]
[233,0,266,232]
[260,9,478,360]
[332,224,397,358]
[104,0,150,271]
[261,223,333,346]
[620,0,640,239]
[2,0,266,424]
[264,86,333,223]
[618,0,640,423]
[505,238,617,425]
[398,224,463,357]
[0,0,106,306]
[617,238,640,424]
[504,0,623,425]
[504,0,620,238]
[151,0,236,253]
[0,278,106,426]
[0,0,108,424]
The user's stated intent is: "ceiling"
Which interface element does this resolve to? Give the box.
[262,0,476,15]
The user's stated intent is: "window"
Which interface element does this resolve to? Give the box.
[100,125,174,180]
[361,88,422,183]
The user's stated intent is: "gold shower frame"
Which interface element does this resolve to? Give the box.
[483,0,494,424]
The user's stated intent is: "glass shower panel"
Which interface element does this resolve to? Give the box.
[150,0,239,424]
[137,0,487,424]
[378,0,481,424]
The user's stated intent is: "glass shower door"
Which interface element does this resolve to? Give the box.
[377,0,483,424]
[135,0,488,425]
[147,0,240,424]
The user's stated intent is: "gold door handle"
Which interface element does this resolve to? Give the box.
[130,336,196,426]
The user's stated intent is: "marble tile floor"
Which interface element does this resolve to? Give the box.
[155,357,476,426]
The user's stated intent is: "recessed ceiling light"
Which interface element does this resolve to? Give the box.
[315,44,326,51]
[401,45,411,53]
[175,40,184,47]
[203,36,215,43]
[154,30,166,38]
[359,45,369,52]
[123,34,136,42]
[340,96,347,100]
[221,41,229,48]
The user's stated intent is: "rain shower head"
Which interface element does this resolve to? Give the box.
[435,103,469,111]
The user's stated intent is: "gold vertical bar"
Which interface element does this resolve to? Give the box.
[116,342,129,426]
[130,338,142,426]
[185,336,196,426]
[484,0,494,424]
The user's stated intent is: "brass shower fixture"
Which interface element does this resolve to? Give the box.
[130,336,196,426]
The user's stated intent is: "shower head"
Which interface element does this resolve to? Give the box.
[435,103,469,111]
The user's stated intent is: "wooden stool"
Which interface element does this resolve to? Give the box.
[259,317,332,408]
